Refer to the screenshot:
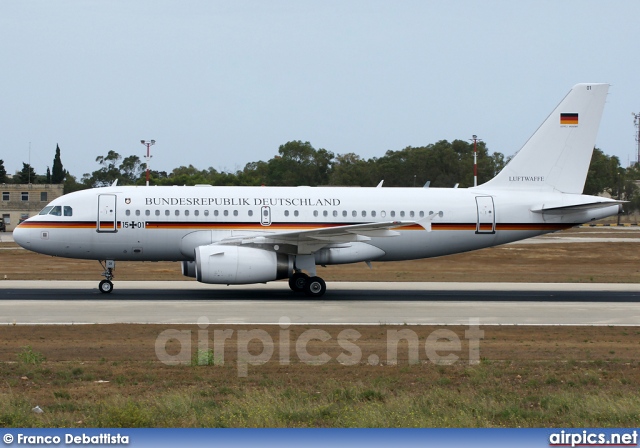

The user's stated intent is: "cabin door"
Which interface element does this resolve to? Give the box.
[97,194,118,233]
[475,196,495,234]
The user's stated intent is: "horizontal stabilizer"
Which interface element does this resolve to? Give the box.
[531,200,624,214]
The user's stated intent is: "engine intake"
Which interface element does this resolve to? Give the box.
[195,245,292,284]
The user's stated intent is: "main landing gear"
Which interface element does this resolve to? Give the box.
[98,260,115,294]
[288,271,326,297]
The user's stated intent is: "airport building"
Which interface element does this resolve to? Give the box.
[1,184,63,231]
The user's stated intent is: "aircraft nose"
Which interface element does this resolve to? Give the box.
[12,224,30,248]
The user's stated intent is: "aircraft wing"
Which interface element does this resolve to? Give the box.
[218,220,419,254]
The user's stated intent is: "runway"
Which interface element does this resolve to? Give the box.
[1,281,639,326]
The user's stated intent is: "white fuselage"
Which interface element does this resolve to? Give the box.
[13,185,618,263]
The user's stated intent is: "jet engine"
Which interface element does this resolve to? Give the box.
[195,245,292,284]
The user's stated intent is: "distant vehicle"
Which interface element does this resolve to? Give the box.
[13,84,621,296]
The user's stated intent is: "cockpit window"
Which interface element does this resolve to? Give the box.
[39,206,54,215]
[49,206,62,216]
[63,206,73,216]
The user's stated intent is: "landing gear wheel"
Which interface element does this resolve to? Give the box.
[304,276,326,297]
[289,272,309,292]
[99,279,113,294]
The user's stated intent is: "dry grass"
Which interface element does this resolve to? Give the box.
[0,324,639,427]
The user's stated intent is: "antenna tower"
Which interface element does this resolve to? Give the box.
[633,113,640,166]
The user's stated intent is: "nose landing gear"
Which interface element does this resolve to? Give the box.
[98,260,115,294]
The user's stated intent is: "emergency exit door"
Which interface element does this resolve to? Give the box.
[261,206,272,226]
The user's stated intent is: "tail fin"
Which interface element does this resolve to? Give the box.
[479,83,609,194]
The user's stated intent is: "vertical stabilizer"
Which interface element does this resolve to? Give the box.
[479,83,609,194]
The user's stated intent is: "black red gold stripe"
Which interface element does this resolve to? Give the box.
[17,221,120,229]
[17,221,575,232]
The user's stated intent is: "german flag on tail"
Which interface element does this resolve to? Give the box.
[560,113,579,125]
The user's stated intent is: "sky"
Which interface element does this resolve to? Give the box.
[2,0,640,180]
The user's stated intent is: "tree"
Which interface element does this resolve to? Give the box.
[17,163,37,184]
[83,151,123,187]
[51,144,65,183]
[265,141,334,186]
[584,148,620,196]
[46,167,51,183]
[0,160,6,183]
[119,155,143,184]
[329,153,375,186]
[63,171,87,194]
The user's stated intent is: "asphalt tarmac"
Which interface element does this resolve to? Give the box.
[1,281,639,325]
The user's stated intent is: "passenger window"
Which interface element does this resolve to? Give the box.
[194,210,199,216]
[224,210,228,216]
[352,210,357,217]
[49,206,62,216]
[175,210,180,216]
[419,211,424,218]
[381,211,386,218]
[342,210,347,217]
[155,210,160,216]
[214,210,219,217]
[204,210,210,216]
[313,210,318,217]
[400,211,405,218]
[410,211,415,218]
[294,210,299,217]
[333,210,338,217]
[125,210,131,217]
[323,210,328,217]
[284,210,289,217]
[185,210,190,216]
[165,210,170,216]
[145,210,150,216]
[391,211,396,218]
[233,210,238,216]
[248,210,253,217]
[371,211,376,217]
[135,210,141,216]
[361,211,366,217]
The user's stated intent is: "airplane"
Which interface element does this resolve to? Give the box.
[13,83,622,297]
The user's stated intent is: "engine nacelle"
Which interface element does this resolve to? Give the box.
[195,245,292,284]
